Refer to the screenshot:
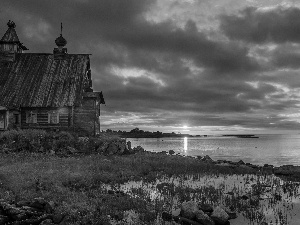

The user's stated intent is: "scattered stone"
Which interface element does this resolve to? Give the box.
[180,201,198,220]
[0,198,65,225]
[210,206,230,225]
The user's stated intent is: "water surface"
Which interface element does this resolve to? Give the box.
[128,134,300,166]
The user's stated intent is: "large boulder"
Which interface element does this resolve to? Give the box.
[210,206,230,225]
[194,209,215,225]
[180,201,198,220]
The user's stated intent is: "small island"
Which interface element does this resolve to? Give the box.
[222,134,259,138]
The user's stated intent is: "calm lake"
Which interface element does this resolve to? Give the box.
[128,134,300,166]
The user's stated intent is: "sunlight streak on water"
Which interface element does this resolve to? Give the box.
[128,135,300,166]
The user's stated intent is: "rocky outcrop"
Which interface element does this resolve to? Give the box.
[95,140,144,155]
[163,201,233,225]
[0,198,66,225]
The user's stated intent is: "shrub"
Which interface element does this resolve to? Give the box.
[0,129,78,152]
[0,129,47,152]
[52,131,76,150]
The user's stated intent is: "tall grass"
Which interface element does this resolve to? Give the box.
[0,150,246,224]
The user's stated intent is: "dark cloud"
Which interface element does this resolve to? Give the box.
[220,6,300,43]
[1,1,300,133]
[270,44,300,69]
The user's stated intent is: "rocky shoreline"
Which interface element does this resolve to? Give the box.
[0,197,66,225]
[93,140,300,182]
[196,154,300,181]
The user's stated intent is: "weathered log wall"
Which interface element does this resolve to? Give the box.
[1,101,99,135]
[73,98,98,136]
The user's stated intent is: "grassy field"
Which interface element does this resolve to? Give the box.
[0,150,252,224]
[1,130,297,224]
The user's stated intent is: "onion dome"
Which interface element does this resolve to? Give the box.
[55,34,67,47]
[55,23,67,47]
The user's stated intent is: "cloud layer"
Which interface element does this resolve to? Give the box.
[2,0,300,134]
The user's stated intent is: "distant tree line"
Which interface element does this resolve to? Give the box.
[102,128,191,138]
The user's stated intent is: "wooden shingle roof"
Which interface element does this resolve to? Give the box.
[0,53,90,108]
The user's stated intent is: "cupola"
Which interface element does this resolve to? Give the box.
[53,23,68,60]
[0,20,28,61]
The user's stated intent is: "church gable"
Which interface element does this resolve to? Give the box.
[0,21,104,135]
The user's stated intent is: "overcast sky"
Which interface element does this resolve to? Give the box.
[2,0,300,134]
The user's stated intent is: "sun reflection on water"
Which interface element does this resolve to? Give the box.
[184,137,188,152]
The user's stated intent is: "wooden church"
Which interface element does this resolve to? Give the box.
[0,21,105,135]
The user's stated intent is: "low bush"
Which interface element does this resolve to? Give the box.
[0,129,124,155]
[0,129,47,152]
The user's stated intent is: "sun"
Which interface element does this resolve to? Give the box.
[182,125,188,129]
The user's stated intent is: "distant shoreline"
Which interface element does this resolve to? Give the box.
[120,134,193,138]
[122,134,259,138]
